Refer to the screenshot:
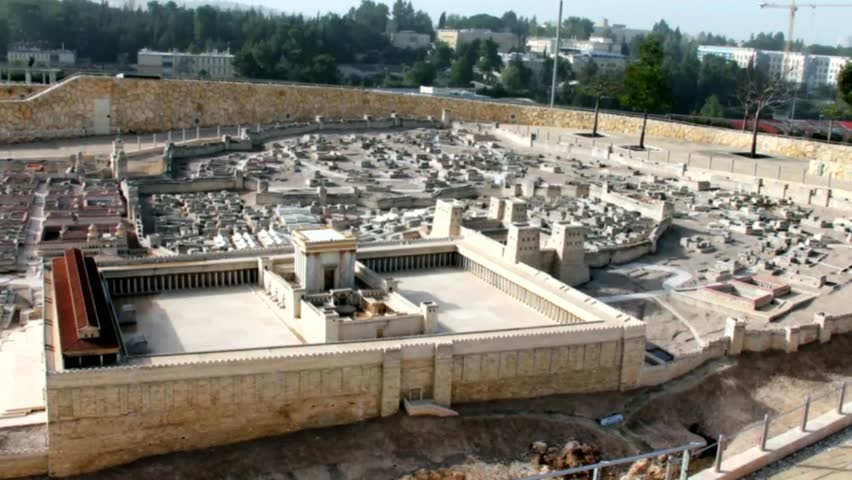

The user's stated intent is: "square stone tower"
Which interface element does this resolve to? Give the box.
[431,200,464,238]
[504,199,528,227]
[293,227,357,293]
[505,223,542,269]
[548,223,590,286]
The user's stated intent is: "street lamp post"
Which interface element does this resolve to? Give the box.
[549,0,564,108]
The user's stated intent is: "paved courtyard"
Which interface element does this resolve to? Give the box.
[388,268,556,333]
[114,285,302,355]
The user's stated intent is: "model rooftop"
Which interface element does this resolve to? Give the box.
[299,228,348,243]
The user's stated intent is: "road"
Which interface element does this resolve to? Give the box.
[597,263,693,304]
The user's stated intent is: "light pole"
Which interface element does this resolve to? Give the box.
[549,0,564,108]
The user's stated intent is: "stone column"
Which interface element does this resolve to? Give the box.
[381,348,402,417]
[619,325,647,391]
[724,317,745,355]
[433,343,454,406]
[814,313,833,344]
[784,326,800,353]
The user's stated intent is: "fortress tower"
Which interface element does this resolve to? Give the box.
[505,223,542,269]
[548,222,590,286]
[431,199,463,238]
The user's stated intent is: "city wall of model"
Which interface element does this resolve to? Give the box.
[0,76,849,166]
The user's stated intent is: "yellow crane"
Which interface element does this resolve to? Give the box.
[759,1,852,52]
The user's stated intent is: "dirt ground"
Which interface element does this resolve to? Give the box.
[36,333,847,480]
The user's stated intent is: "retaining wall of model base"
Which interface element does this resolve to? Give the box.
[0,76,849,166]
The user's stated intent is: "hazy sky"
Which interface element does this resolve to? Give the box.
[224,0,852,46]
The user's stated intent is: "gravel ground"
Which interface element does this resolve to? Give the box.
[744,425,852,478]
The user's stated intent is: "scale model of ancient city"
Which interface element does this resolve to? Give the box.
[0,76,850,479]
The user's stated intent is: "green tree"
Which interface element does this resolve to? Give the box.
[821,101,848,143]
[304,54,340,84]
[699,95,724,118]
[348,0,389,33]
[390,0,432,34]
[562,17,595,40]
[477,39,502,73]
[620,35,672,149]
[839,63,852,106]
[404,61,436,86]
[449,56,474,87]
[430,42,453,70]
[437,11,446,29]
[501,56,531,92]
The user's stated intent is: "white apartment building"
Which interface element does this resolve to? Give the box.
[136,49,235,79]
[593,18,649,43]
[527,35,614,56]
[696,46,760,69]
[526,37,558,55]
[437,29,520,52]
[697,45,850,87]
[561,51,627,74]
[7,47,76,67]
[389,31,431,50]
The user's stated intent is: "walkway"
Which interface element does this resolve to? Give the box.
[760,427,852,479]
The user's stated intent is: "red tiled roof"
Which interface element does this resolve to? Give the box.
[54,249,119,356]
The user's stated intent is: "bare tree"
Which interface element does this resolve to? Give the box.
[737,60,794,158]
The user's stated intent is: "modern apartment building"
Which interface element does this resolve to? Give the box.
[389,31,432,50]
[7,46,76,67]
[697,45,850,87]
[136,49,235,79]
[437,29,520,52]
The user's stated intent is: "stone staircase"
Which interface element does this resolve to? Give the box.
[402,399,458,417]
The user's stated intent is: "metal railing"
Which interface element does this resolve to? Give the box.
[697,380,848,475]
[519,380,848,480]
[521,441,706,480]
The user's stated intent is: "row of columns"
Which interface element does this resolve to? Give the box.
[366,252,458,274]
[460,256,580,324]
[109,269,258,296]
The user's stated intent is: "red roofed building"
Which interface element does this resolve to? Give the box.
[52,248,120,368]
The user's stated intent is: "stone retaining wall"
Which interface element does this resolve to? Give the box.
[0,449,48,479]
[0,84,47,101]
[637,312,852,388]
[0,76,849,165]
[44,322,642,476]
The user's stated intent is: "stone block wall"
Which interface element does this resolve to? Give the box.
[0,84,47,100]
[45,351,386,476]
[44,317,645,476]
[0,449,48,479]
[450,341,623,402]
[1,76,849,166]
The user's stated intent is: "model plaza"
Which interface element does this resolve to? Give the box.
[95,222,611,360]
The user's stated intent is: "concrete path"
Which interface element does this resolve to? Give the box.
[598,263,693,303]
[762,427,852,479]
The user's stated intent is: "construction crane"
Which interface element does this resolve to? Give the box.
[759,1,852,52]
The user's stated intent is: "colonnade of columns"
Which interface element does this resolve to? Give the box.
[459,256,581,324]
[108,268,258,296]
[364,252,458,274]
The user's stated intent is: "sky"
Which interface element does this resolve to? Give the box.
[220,0,852,46]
